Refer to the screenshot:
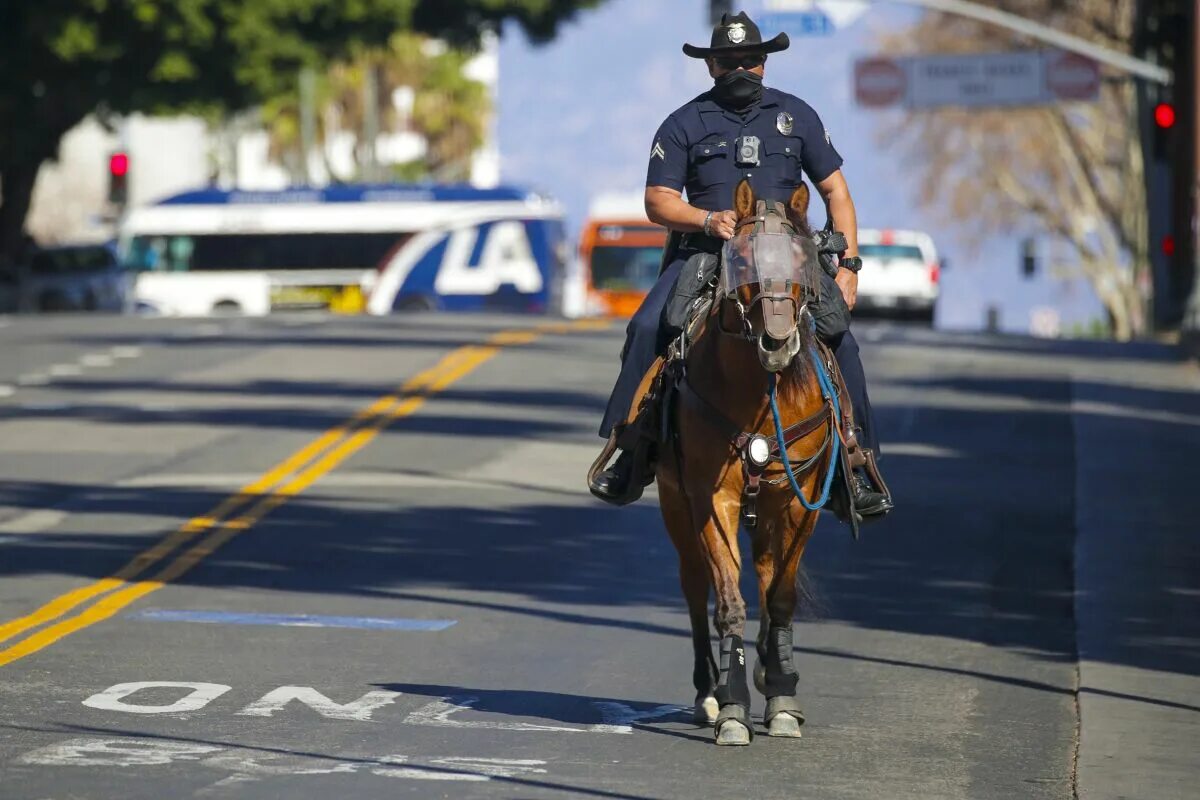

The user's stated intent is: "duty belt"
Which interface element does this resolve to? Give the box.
[679,232,724,254]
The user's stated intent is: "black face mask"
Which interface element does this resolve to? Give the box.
[712,70,763,112]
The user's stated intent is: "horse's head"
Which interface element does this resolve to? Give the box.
[720,179,820,372]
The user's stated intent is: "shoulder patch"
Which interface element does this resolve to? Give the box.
[651,141,666,160]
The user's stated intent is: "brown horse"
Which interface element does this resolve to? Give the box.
[656,179,837,746]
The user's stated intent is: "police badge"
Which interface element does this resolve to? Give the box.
[727,23,746,44]
[776,112,794,136]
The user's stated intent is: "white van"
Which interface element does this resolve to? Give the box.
[855,229,940,317]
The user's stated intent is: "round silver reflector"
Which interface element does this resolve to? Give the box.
[747,435,771,466]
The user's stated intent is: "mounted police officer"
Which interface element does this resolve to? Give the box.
[589,11,892,519]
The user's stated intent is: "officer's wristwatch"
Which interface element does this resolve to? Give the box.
[839,256,864,274]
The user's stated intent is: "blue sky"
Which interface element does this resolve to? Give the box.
[497,1,1105,333]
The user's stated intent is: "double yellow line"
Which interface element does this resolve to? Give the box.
[0,321,606,669]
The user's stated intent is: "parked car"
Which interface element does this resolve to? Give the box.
[8,244,129,313]
[855,229,941,319]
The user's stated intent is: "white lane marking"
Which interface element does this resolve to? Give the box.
[16,373,50,386]
[82,682,232,714]
[0,509,66,534]
[24,737,549,786]
[80,353,115,368]
[201,752,358,779]
[48,363,82,377]
[0,384,13,398]
[884,442,963,459]
[14,401,71,411]
[591,702,690,733]
[236,687,402,721]
[405,696,625,733]
[111,346,142,359]
[432,757,549,779]
[406,697,589,733]
[20,738,222,767]
[371,756,490,782]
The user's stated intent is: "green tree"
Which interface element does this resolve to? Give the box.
[264,32,490,183]
[0,0,603,262]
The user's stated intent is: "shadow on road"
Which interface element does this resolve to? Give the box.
[1,330,1196,700]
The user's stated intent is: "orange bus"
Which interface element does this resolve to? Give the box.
[578,213,669,318]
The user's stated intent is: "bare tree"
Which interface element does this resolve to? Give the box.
[882,0,1149,339]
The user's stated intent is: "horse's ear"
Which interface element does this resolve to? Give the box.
[734,179,755,221]
[788,183,810,226]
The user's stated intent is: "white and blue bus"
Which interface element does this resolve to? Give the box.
[119,184,567,316]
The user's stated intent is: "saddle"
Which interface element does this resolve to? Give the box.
[587,249,890,534]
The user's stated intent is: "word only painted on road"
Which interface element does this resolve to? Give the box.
[80,681,687,734]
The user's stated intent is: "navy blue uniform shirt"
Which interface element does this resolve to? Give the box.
[646,86,842,212]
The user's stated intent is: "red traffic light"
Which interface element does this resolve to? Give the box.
[109,152,129,177]
[1154,103,1176,129]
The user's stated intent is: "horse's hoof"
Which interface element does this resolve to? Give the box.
[715,719,751,746]
[694,696,719,726]
[767,714,803,738]
[714,705,753,746]
[764,696,805,738]
[753,659,767,695]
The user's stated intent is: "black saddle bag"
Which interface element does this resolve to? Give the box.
[810,270,852,342]
[661,251,720,337]
[659,243,849,343]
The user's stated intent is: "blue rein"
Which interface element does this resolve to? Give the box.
[767,346,841,511]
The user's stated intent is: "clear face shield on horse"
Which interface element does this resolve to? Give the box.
[720,232,821,372]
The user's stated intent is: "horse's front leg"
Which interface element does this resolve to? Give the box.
[755,502,818,738]
[656,469,718,725]
[694,492,753,746]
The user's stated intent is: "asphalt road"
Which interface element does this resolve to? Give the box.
[0,312,1195,799]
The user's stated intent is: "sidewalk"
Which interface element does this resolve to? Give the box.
[1070,345,1200,800]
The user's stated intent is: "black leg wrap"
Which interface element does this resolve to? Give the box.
[763,625,799,698]
[715,635,751,709]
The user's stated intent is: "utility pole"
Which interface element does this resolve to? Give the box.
[299,67,317,186]
[710,0,731,25]
[362,63,380,183]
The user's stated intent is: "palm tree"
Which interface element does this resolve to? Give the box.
[262,32,490,183]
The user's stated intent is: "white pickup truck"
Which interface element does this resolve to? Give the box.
[855,229,940,318]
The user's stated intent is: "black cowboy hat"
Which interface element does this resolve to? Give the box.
[682,11,790,59]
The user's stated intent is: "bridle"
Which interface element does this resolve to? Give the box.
[717,200,819,346]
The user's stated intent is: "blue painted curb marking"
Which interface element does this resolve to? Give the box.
[130,609,457,631]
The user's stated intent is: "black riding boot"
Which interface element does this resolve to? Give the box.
[851,468,892,517]
[589,450,653,505]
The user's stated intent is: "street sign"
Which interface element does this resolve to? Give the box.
[759,11,835,37]
[1044,51,1102,100]
[853,51,1102,109]
[759,0,869,36]
[855,58,908,108]
[763,0,869,27]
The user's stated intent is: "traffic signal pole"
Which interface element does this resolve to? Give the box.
[1183,0,1200,350]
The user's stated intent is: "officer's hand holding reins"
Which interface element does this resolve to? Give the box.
[707,210,739,240]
